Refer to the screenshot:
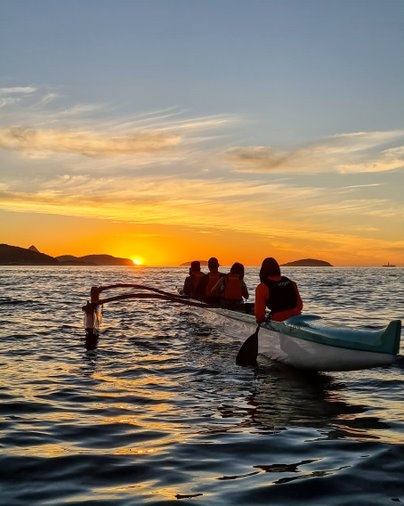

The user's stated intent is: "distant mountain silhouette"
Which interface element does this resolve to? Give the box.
[57,254,133,266]
[56,255,96,266]
[0,243,133,266]
[281,258,332,267]
[0,244,58,265]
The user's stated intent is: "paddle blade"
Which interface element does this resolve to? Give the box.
[236,328,259,366]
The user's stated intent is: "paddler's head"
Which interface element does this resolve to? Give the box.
[208,257,219,271]
[190,260,201,272]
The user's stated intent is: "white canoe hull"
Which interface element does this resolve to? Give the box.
[202,307,400,372]
[258,326,395,371]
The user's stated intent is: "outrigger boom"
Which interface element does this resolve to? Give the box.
[82,284,217,338]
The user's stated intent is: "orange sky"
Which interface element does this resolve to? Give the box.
[2,207,402,267]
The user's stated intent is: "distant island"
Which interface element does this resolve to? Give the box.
[0,244,133,266]
[281,258,332,267]
[180,260,208,266]
[179,259,332,267]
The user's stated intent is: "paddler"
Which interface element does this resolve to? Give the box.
[182,260,205,298]
[211,262,249,310]
[194,257,225,303]
[255,257,303,322]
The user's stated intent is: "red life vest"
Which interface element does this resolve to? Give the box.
[223,273,243,301]
[205,272,221,298]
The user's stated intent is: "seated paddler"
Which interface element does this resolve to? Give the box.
[194,256,225,303]
[211,262,249,310]
[182,260,205,298]
[255,257,303,323]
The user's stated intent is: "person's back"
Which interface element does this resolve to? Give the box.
[264,277,298,314]
[223,272,243,302]
[195,257,225,303]
[255,257,303,322]
[182,261,205,298]
[212,262,249,310]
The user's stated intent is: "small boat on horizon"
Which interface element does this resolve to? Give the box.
[382,262,396,267]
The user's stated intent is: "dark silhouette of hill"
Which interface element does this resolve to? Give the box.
[281,258,332,267]
[57,254,133,266]
[56,255,92,265]
[0,243,133,266]
[0,244,58,265]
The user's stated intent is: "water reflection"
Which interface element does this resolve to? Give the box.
[84,332,99,351]
[228,363,389,442]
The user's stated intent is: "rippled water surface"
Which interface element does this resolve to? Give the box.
[1,266,403,505]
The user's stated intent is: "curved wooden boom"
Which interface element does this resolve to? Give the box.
[82,284,216,337]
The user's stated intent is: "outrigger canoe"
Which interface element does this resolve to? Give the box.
[82,284,402,372]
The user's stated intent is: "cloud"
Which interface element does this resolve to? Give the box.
[0,98,20,109]
[0,86,38,109]
[0,127,181,157]
[0,172,382,232]
[225,130,404,175]
[1,86,403,178]
[0,86,37,95]
[0,87,236,162]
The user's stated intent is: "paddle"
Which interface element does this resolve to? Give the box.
[236,324,260,366]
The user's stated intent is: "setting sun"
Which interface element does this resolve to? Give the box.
[132,257,143,266]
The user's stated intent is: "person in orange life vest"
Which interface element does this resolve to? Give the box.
[212,262,249,309]
[182,260,205,298]
[194,257,225,303]
[255,257,303,323]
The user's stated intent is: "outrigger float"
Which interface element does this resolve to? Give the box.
[82,284,402,372]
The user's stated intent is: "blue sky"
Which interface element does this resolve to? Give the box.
[1,0,403,265]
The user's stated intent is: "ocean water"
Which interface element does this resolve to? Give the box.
[0,266,403,506]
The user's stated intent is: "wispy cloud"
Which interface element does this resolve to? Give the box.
[0,86,37,95]
[0,88,236,162]
[0,127,181,158]
[226,130,404,174]
[0,86,38,109]
[2,87,402,177]
[1,171,401,235]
